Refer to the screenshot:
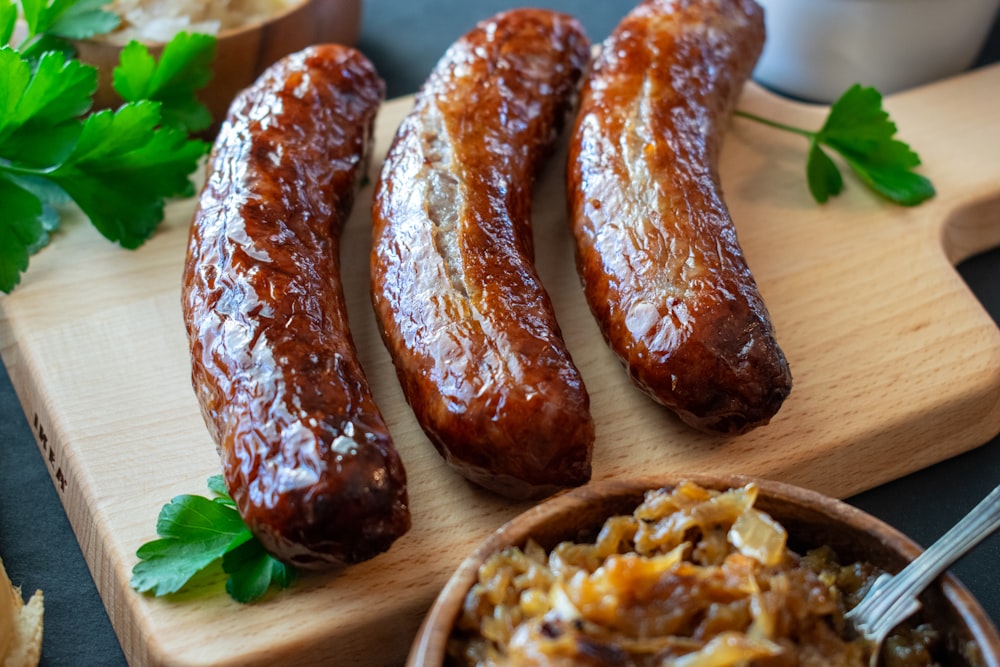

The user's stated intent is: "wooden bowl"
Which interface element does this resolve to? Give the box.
[74,0,362,125]
[409,474,1000,666]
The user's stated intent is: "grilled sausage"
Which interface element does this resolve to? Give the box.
[182,45,409,568]
[370,9,594,499]
[567,0,792,434]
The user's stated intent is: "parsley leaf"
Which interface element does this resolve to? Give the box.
[805,139,842,203]
[47,102,208,247]
[0,1,216,294]
[1,1,16,47]
[17,0,119,58]
[45,0,121,40]
[113,32,216,132]
[223,539,297,603]
[735,84,935,206]
[131,477,297,603]
[0,48,94,164]
[0,176,45,291]
[131,495,251,597]
[207,474,235,505]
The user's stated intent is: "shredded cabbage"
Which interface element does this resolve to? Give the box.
[448,481,904,667]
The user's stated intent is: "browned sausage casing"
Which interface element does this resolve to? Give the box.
[568,0,792,434]
[182,45,409,568]
[370,9,594,499]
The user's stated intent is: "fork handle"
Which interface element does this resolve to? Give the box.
[850,482,1000,633]
[896,482,1000,601]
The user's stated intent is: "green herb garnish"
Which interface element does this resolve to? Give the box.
[113,31,216,132]
[13,0,120,59]
[0,0,215,294]
[735,84,935,206]
[131,476,297,604]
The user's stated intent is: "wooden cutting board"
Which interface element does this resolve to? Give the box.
[2,64,999,666]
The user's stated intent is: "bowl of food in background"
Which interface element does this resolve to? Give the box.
[409,474,1000,667]
[753,0,1000,102]
[74,0,362,126]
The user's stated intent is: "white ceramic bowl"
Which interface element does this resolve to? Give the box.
[753,0,1000,102]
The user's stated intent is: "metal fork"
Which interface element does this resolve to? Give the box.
[845,483,1000,666]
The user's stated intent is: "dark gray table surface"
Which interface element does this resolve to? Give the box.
[1,2,998,665]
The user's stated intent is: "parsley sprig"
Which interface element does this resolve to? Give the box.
[131,476,297,604]
[0,0,216,294]
[735,84,935,206]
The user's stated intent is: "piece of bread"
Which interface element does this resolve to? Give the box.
[0,557,43,667]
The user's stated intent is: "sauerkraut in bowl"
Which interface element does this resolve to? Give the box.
[94,0,303,45]
[409,476,999,667]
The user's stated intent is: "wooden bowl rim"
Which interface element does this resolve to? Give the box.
[408,473,1000,667]
[214,0,313,42]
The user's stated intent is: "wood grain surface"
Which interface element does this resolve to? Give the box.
[1,64,999,666]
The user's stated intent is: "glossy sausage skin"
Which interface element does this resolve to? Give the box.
[371,10,594,499]
[568,0,792,434]
[182,45,410,568]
